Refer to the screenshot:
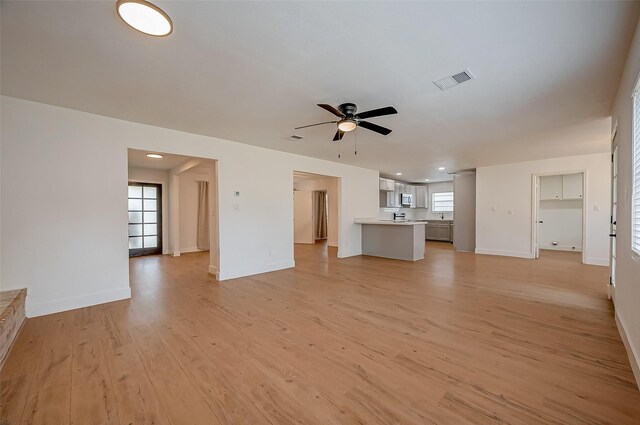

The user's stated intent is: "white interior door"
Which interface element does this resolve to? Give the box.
[294,190,314,244]
[610,144,618,299]
[534,176,541,258]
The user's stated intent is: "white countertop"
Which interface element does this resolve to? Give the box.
[354,219,428,226]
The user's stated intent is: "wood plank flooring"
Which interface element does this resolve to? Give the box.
[2,242,639,424]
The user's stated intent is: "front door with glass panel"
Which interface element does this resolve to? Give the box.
[128,183,162,256]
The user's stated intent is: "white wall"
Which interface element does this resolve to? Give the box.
[538,199,583,251]
[0,96,378,317]
[128,166,170,254]
[476,153,610,265]
[293,190,315,244]
[610,19,640,389]
[293,175,339,247]
[179,169,211,253]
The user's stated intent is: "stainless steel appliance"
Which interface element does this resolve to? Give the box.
[401,193,412,206]
[393,212,406,222]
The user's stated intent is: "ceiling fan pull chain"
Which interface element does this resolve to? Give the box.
[355,127,358,156]
[338,138,341,159]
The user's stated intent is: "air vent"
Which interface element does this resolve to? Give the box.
[289,135,304,140]
[434,69,475,90]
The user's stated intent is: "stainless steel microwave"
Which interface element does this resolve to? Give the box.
[401,193,412,206]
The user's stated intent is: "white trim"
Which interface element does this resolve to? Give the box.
[616,311,640,391]
[26,286,131,318]
[539,245,583,252]
[584,257,610,266]
[338,249,362,258]
[474,248,534,259]
[219,260,295,281]
[180,247,205,254]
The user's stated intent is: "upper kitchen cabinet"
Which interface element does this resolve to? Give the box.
[540,173,583,200]
[562,173,583,199]
[540,175,563,200]
[415,186,428,208]
[379,178,395,191]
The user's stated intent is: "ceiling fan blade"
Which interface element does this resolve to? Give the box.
[358,120,392,135]
[332,129,345,141]
[318,103,344,117]
[294,121,337,130]
[356,106,398,120]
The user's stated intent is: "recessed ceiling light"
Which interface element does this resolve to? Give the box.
[146,153,163,159]
[116,0,173,37]
[438,167,445,171]
[425,179,430,182]
[395,172,402,176]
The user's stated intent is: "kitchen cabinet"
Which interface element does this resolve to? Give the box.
[540,175,563,200]
[379,178,395,191]
[403,185,417,208]
[415,186,428,208]
[426,221,453,242]
[562,173,583,199]
[540,174,583,200]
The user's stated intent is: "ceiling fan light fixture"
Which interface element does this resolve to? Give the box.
[337,119,357,132]
[116,0,173,37]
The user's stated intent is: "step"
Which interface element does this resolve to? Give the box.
[0,288,27,370]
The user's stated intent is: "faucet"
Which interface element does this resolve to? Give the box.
[439,213,444,220]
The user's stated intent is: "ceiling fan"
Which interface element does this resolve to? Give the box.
[295,103,398,141]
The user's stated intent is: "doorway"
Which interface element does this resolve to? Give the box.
[128,182,162,257]
[292,171,339,260]
[127,149,220,276]
[533,172,586,263]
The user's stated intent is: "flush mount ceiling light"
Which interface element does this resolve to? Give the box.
[146,153,164,159]
[395,172,402,176]
[116,0,173,37]
[438,167,445,171]
[425,179,430,182]
[337,119,357,132]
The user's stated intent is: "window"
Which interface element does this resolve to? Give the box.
[432,192,454,212]
[128,183,162,256]
[633,88,640,255]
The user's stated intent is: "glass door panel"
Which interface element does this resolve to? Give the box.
[128,182,162,256]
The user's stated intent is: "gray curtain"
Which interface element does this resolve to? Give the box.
[314,191,327,240]
[197,181,210,250]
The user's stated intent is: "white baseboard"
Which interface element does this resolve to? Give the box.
[181,247,206,254]
[474,248,534,259]
[585,257,609,266]
[219,260,295,281]
[172,250,180,257]
[540,245,583,253]
[337,249,362,258]
[208,264,219,278]
[615,311,640,391]
[26,286,131,318]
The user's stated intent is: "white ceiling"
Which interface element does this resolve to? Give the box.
[128,148,211,173]
[2,1,638,182]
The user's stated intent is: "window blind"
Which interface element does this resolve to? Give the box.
[632,89,640,254]
[432,192,454,212]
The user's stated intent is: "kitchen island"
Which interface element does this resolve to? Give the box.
[354,219,426,261]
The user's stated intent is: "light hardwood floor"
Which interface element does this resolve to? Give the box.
[1,242,639,424]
